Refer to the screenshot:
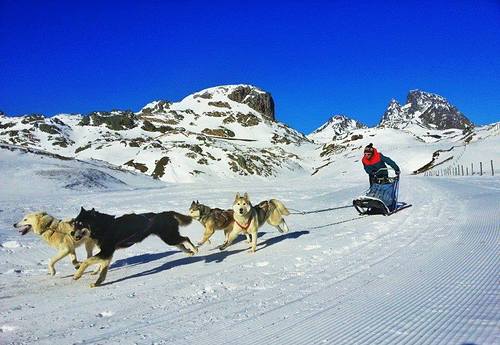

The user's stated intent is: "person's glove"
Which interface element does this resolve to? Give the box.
[396,171,401,177]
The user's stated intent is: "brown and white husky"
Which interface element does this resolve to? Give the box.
[219,193,290,252]
[189,201,250,246]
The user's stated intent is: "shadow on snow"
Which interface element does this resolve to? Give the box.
[100,230,309,286]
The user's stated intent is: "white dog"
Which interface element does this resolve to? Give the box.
[14,212,96,275]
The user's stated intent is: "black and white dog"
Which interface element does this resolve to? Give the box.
[72,207,197,287]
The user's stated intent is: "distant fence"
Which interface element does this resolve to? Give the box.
[424,160,495,177]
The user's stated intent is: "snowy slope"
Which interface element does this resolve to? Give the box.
[312,123,500,178]
[0,144,163,199]
[1,86,499,344]
[0,169,498,344]
[0,85,315,183]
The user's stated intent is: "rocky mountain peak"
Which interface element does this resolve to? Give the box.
[308,114,366,143]
[379,99,406,128]
[379,90,473,130]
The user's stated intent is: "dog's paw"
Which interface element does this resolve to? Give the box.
[90,283,98,288]
[73,273,82,280]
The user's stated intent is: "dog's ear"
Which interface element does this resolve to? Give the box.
[235,192,240,200]
[81,206,86,212]
[196,200,199,204]
[243,192,249,200]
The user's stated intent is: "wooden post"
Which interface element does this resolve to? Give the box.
[461,165,464,176]
[491,160,494,176]
[471,163,474,175]
[466,167,468,176]
[480,162,483,176]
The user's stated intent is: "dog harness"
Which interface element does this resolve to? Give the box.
[234,213,253,231]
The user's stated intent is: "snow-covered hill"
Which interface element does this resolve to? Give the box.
[0,168,498,344]
[0,85,498,343]
[0,144,163,198]
[0,85,315,183]
[312,122,499,178]
[0,86,497,184]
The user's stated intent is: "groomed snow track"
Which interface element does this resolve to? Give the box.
[0,177,498,345]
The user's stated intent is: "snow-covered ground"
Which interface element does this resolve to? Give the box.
[0,160,498,344]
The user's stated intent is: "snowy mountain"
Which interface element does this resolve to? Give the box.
[0,89,499,345]
[378,90,473,130]
[1,136,498,345]
[1,87,496,183]
[312,121,499,177]
[307,115,367,143]
[0,85,315,183]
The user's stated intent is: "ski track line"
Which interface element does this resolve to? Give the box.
[184,181,439,344]
[278,179,496,343]
[179,179,498,345]
[39,204,419,345]
[2,178,498,344]
[288,180,497,345]
[77,179,434,344]
[0,181,422,340]
[137,182,434,344]
[347,202,497,345]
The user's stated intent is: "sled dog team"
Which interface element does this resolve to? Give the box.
[13,193,290,288]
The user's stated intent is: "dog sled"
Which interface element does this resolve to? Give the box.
[353,169,411,216]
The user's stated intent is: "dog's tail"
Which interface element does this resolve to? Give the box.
[270,199,290,216]
[171,212,193,226]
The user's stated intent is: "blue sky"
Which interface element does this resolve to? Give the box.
[1,0,499,133]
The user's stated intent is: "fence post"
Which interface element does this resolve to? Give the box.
[466,167,469,176]
[471,163,474,175]
[461,165,464,176]
[480,162,483,176]
[491,160,494,176]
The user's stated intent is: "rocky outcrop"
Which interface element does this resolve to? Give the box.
[80,111,137,130]
[227,86,275,121]
[139,100,172,115]
[308,115,366,143]
[379,90,473,130]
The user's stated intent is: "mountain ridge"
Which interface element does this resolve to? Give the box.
[0,85,494,182]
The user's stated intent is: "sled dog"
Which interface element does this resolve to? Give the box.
[189,201,251,246]
[73,207,198,287]
[219,193,290,252]
[14,212,96,275]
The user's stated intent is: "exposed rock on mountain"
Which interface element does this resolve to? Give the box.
[0,85,312,182]
[308,115,366,143]
[227,85,275,121]
[379,90,473,130]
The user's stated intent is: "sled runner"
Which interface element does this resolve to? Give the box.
[353,169,411,216]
